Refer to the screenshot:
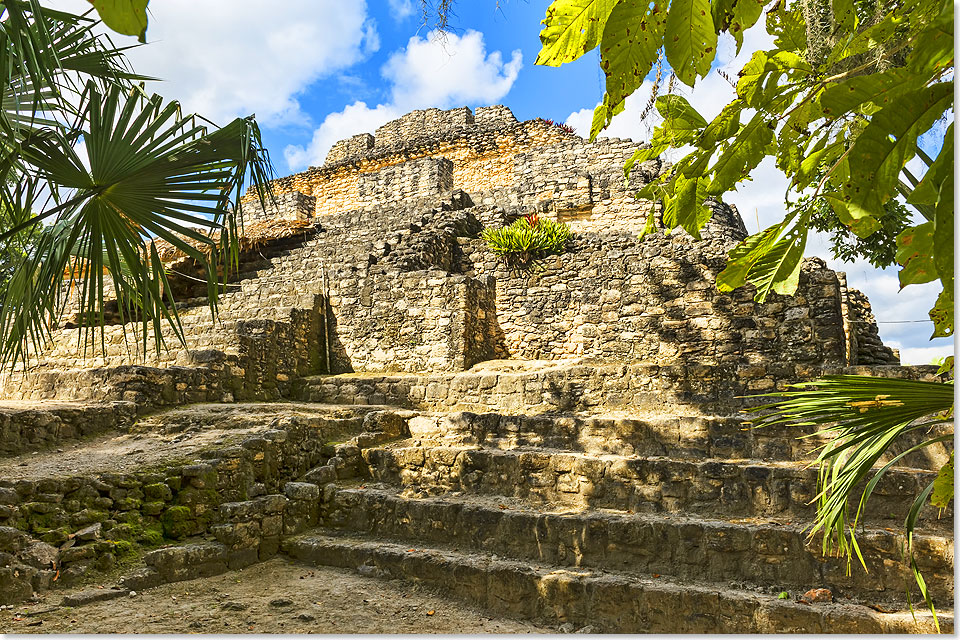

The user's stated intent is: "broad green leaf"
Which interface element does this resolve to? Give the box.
[831,0,855,31]
[766,4,806,52]
[930,453,953,509]
[929,288,953,338]
[826,11,904,67]
[706,111,774,196]
[624,143,668,178]
[536,0,619,67]
[657,94,707,131]
[697,99,743,148]
[820,68,924,118]
[793,139,844,191]
[844,82,953,220]
[88,0,149,43]
[908,124,953,206]
[906,1,953,75]
[716,222,783,292]
[750,224,807,299]
[663,0,717,86]
[662,173,711,239]
[736,50,810,108]
[598,0,666,122]
[589,94,625,140]
[895,222,937,286]
[712,0,763,50]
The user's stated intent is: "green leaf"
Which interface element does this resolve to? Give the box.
[895,222,937,286]
[536,0,619,67]
[906,1,953,76]
[88,0,149,43]
[663,0,717,86]
[712,0,763,50]
[820,68,925,118]
[752,225,807,299]
[930,453,953,509]
[697,99,743,149]
[658,94,707,129]
[929,288,953,338]
[662,173,711,239]
[589,94,625,140]
[598,0,667,120]
[716,222,783,292]
[706,111,774,196]
[624,143,668,178]
[932,172,953,286]
[736,50,810,109]
[766,4,806,52]
[844,82,953,219]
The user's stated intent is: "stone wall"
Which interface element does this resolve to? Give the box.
[0,407,402,602]
[846,288,900,365]
[294,362,941,416]
[0,402,136,456]
[240,191,316,224]
[464,233,847,365]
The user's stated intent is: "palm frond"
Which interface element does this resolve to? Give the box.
[0,81,273,367]
[748,375,953,629]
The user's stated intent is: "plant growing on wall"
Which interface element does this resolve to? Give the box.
[482,213,571,269]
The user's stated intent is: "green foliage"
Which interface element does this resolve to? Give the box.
[749,376,954,629]
[0,3,273,368]
[537,0,953,336]
[930,452,953,509]
[87,0,149,42]
[482,214,571,269]
[807,193,911,268]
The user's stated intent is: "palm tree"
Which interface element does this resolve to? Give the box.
[0,1,272,366]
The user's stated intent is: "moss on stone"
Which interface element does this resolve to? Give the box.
[161,506,193,539]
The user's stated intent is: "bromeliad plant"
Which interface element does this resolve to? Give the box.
[0,2,273,366]
[481,213,571,269]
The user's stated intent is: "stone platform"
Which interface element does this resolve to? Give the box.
[0,105,949,633]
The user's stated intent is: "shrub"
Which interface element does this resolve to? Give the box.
[482,214,571,268]
[537,118,576,135]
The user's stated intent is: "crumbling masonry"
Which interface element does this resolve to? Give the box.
[0,106,950,633]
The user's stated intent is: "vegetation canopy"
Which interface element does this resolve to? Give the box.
[0,1,273,367]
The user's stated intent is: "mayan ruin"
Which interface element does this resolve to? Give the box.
[0,105,951,633]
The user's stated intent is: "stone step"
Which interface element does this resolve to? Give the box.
[0,402,400,603]
[293,362,940,415]
[282,530,950,633]
[406,411,948,469]
[361,444,951,528]
[319,486,952,605]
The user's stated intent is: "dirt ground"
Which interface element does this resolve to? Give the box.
[0,556,555,634]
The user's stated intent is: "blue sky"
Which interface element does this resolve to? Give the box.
[53,0,953,364]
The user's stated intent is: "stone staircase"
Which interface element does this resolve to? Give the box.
[277,393,952,633]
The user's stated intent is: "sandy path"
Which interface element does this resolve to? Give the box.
[0,557,554,634]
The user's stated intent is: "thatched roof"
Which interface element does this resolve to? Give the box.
[151,217,314,263]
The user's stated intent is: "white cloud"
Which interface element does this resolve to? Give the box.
[384,30,522,111]
[387,0,416,20]
[284,29,522,170]
[284,101,401,170]
[888,343,954,366]
[51,0,376,127]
